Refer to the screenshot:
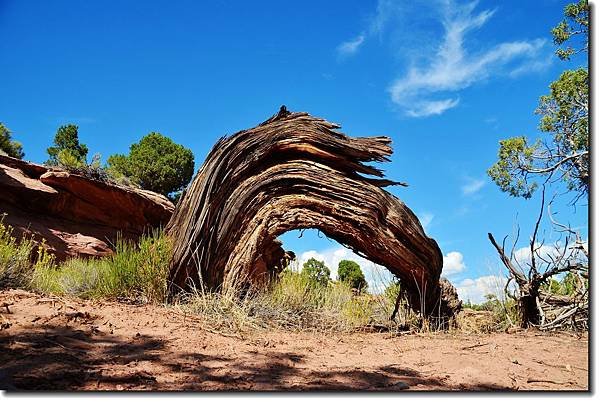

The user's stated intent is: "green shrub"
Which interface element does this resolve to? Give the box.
[301,258,331,287]
[337,260,368,291]
[55,149,86,168]
[0,123,24,159]
[106,132,194,199]
[31,230,172,303]
[0,219,54,289]
[0,220,35,288]
[461,293,520,331]
[540,273,586,296]
[46,124,88,167]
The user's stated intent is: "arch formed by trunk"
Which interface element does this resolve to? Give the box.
[166,107,448,316]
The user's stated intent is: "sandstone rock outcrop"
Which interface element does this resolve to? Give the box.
[0,155,174,260]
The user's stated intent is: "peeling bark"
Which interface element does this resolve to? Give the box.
[166,107,447,315]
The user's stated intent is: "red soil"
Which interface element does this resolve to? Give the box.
[0,289,588,391]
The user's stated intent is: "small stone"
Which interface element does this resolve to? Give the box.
[394,381,410,390]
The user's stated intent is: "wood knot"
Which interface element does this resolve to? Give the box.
[275,105,291,119]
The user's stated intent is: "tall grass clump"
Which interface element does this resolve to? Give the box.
[0,219,34,288]
[260,269,358,330]
[31,230,172,303]
[178,268,419,334]
[0,219,53,289]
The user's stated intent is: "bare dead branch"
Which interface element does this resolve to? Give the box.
[488,233,528,287]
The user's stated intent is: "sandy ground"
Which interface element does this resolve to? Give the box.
[0,289,589,391]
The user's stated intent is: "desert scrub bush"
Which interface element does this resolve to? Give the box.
[175,286,261,333]
[178,269,417,334]
[0,220,33,288]
[0,219,53,289]
[457,293,520,332]
[258,270,359,330]
[31,230,172,303]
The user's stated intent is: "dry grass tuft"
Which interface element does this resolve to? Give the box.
[173,269,421,335]
[1,220,525,336]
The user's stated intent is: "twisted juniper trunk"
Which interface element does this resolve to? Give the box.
[166,107,447,316]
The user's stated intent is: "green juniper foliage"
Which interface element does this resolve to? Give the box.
[540,272,587,296]
[0,123,24,159]
[337,259,368,291]
[552,0,588,60]
[488,1,588,200]
[46,124,89,167]
[107,132,194,199]
[301,258,331,287]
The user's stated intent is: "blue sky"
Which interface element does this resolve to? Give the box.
[0,0,588,302]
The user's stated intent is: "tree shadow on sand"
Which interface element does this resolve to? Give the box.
[0,322,512,391]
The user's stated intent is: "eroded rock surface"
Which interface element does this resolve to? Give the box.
[0,155,174,260]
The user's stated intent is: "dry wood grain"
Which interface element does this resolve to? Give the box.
[166,106,449,316]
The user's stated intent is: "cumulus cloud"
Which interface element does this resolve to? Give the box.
[336,34,366,58]
[455,275,507,304]
[442,251,466,276]
[513,243,558,266]
[512,239,588,269]
[291,246,395,293]
[461,177,485,196]
[388,0,547,117]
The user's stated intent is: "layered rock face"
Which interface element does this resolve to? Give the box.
[0,155,174,260]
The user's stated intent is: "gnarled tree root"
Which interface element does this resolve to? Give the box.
[167,107,453,317]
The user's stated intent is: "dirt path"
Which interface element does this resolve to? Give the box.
[0,289,589,391]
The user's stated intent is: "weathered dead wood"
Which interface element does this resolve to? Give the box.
[488,182,591,329]
[166,106,447,315]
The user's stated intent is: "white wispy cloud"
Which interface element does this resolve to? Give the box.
[291,246,395,293]
[509,53,554,78]
[442,251,466,276]
[335,0,399,58]
[461,177,485,195]
[418,212,434,231]
[336,34,366,58]
[388,0,547,117]
[369,0,402,37]
[338,0,550,117]
[454,275,507,304]
[406,98,460,117]
[56,116,96,124]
